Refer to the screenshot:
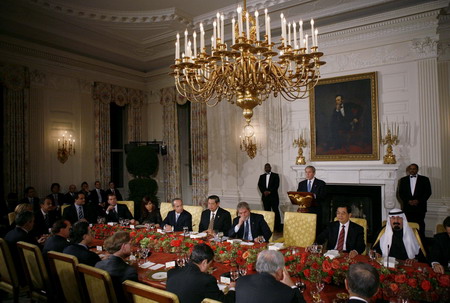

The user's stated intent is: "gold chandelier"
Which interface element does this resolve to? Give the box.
[170,0,325,127]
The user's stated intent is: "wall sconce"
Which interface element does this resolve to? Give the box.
[240,123,257,159]
[57,131,75,164]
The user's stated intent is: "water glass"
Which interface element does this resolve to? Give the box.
[183,226,189,236]
[369,249,377,263]
[296,279,306,293]
[230,268,239,281]
[217,231,224,242]
[239,266,247,276]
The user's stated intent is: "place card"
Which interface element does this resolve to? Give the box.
[108,222,114,226]
[130,225,135,229]
[165,261,176,269]
[220,276,231,284]
[129,255,136,261]
[139,261,155,269]
[96,246,103,251]
[149,264,165,270]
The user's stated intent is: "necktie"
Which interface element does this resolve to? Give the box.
[243,220,249,240]
[111,208,118,221]
[44,213,50,227]
[78,206,84,220]
[336,225,345,251]
[410,175,417,178]
[307,180,312,192]
[208,213,215,230]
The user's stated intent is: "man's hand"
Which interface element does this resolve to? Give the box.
[348,250,358,258]
[130,219,136,225]
[404,259,417,266]
[106,205,115,212]
[164,224,173,232]
[263,191,271,196]
[408,200,419,206]
[432,263,445,274]
[281,267,295,287]
[238,216,246,227]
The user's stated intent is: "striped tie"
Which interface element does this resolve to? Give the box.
[336,225,345,251]
[78,206,84,220]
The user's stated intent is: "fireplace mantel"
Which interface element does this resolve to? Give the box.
[292,164,400,221]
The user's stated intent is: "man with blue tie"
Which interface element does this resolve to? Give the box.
[162,198,193,232]
[229,202,272,242]
[297,166,326,233]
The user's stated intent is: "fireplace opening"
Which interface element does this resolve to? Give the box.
[321,185,382,244]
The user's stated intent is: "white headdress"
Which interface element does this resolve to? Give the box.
[379,208,420,259]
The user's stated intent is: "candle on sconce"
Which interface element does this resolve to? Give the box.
[267,16,271,44]
[232,18,236,43]
[213,21,217,49]
[288,22,291,47]
[221,14,224,42]
[305,34,309,53]
[264,9,268,39]
[255,10,260,41]
[299,20,304,48]
[246,12,250,40]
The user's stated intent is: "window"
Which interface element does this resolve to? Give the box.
[110,103,126,187]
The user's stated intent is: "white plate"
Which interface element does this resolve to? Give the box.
[151,272,167,280]
[135,225,146,228]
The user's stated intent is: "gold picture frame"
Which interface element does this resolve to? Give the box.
[310,72,379,161]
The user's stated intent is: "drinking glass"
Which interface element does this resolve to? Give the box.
[256,235,265,243]
[239,266,247,276]
[119,218,124,226]
[369,249,377,264]
[217,231,224,242]
[230,268,239,282]
[183,226,189,236]
[296,279,306,294]
[311,282,324,303]
[176,254,186,267]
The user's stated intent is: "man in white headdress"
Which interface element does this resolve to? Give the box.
[372,208,426,262]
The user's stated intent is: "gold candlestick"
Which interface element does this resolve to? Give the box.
[381,128,399,164]
[293,135,307,165]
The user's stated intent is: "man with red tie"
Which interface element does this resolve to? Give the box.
[397,163,431,238]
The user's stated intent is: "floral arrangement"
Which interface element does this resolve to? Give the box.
[91,224,128,239]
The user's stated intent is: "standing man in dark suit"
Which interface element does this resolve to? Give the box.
[96,231,138,302]
[105,194,135,223]
[63,221,101,266]
[62,192,96,224]
[42,219,71,256]
[398,163,432,238]
[46,183,65,210]
[236,250,305,303]
[316,204,365,257]
[199,195,231,234]
[105,181,123,201]
[430,216,450,274]
[20,186,40,212]
[258,163,282,232]
[229,202,272,242]
[167,244,235,303]
[33,197,59,238]
[63,184,77,205]
[345,263,380,303]
[297,166,326,233]
[162,198,193,232]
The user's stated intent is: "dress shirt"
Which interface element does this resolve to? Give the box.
[210,210,217,221]
[176,213,180,223]
[105,205,118,215]
[265,172,271,188]
[96,189,103,202]
[234,218,253,241]
[334,222,350,251]
[410,175,417,195]
[349,296,367,303]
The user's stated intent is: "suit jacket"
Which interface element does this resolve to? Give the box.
[297,178,327,203]
[90,189,107,204]
[105,203,133,222]
[258,172,280,202]
[62,204,96,224]
[162,210,193,231]
[398,175,432,214]
[42,235,70,256]
[229,213,272,242]
[105,189,123,201]
[236,272,305,303]
[199,207,232,234]
[46,193,65,207]
[96,255,138,302]
[63,244,101,266]
[430,232,450,267]
[63,192,77,205]
[167,262,234,303]
[33,209,58,237]
[316,221,365,254]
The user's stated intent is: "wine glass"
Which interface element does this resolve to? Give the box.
[239,266,247,276]
[183,226,189,236]
[369,249,377,264]
[176,254,186,267]
[230,268,239,282]
[295,279,306,294]
[256,235,265,243]
[313,282,324,303]
[217,231,224,242]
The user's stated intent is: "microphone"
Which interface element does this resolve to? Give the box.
[387,244,390,268]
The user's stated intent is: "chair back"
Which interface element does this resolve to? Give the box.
[117,201,135,217]
[17,241,52,302]
[283,212,316,247]
[252,210,275,241]
[183,205,204,232]
[223,208,237,219]
[123,280,179,303]
[47,251,84,303]
[202,299,222,303]
[436,223,445,234]
[160,202,172,221]
[8,212,16,225]
[77,263,118,303]
[0,238,20,301]
[61,204,70,215]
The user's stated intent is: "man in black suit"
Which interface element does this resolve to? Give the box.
[345,263,379,303]
[397,163,432,238]
[63,184,77,205]
[46,183,65,210]
[167,243,235,303]
[329,94,362,150]
[33,197,59,237]
[162,198,193,232]
[236,250,305,303]
[199,195,231,234]
[91,180,107,207]
[229,202,272,242]
[105,193,135,223]
[258,163,282,232]
[20,186,40,212]
[297,166,326,233]
[62,192,96,224]
[42,219,71,256]
[96,231,138,302]
[63,221,101,266]
[316,204,365,257]
[105,181,123,201]
[430,216,450,274]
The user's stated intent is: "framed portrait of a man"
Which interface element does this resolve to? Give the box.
[310,72,379,161]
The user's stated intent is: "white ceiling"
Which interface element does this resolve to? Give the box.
[0,0,433,73]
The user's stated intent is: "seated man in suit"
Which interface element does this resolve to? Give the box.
[20,186,40,212]
[33,197,59,238]
[236,250,305,303]
[96,231,138,302]
[162,198,193,232]
[199,195,231,235]
[62,192,96,224]
[345,263,380,303]
[42,219,71,256]
[167,243,235,303]
[46,182,65,210]
[105,181,123,201]
[430,216,450,274]
[105,193,135,223]
[63,184,77,205]
[373,208,425,262]
[63,221,101,266]
[316,204,365,258]
[228,202,272,242]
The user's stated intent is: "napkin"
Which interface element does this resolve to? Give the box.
[139,261,155,269]
[190,232,207,239]
[240,241,254,246]
[324,250,339,259]
[382,257,396,268]
[268,243,284,250]
[149,264,165,270]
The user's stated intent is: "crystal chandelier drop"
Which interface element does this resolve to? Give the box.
[170,0,325,127]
